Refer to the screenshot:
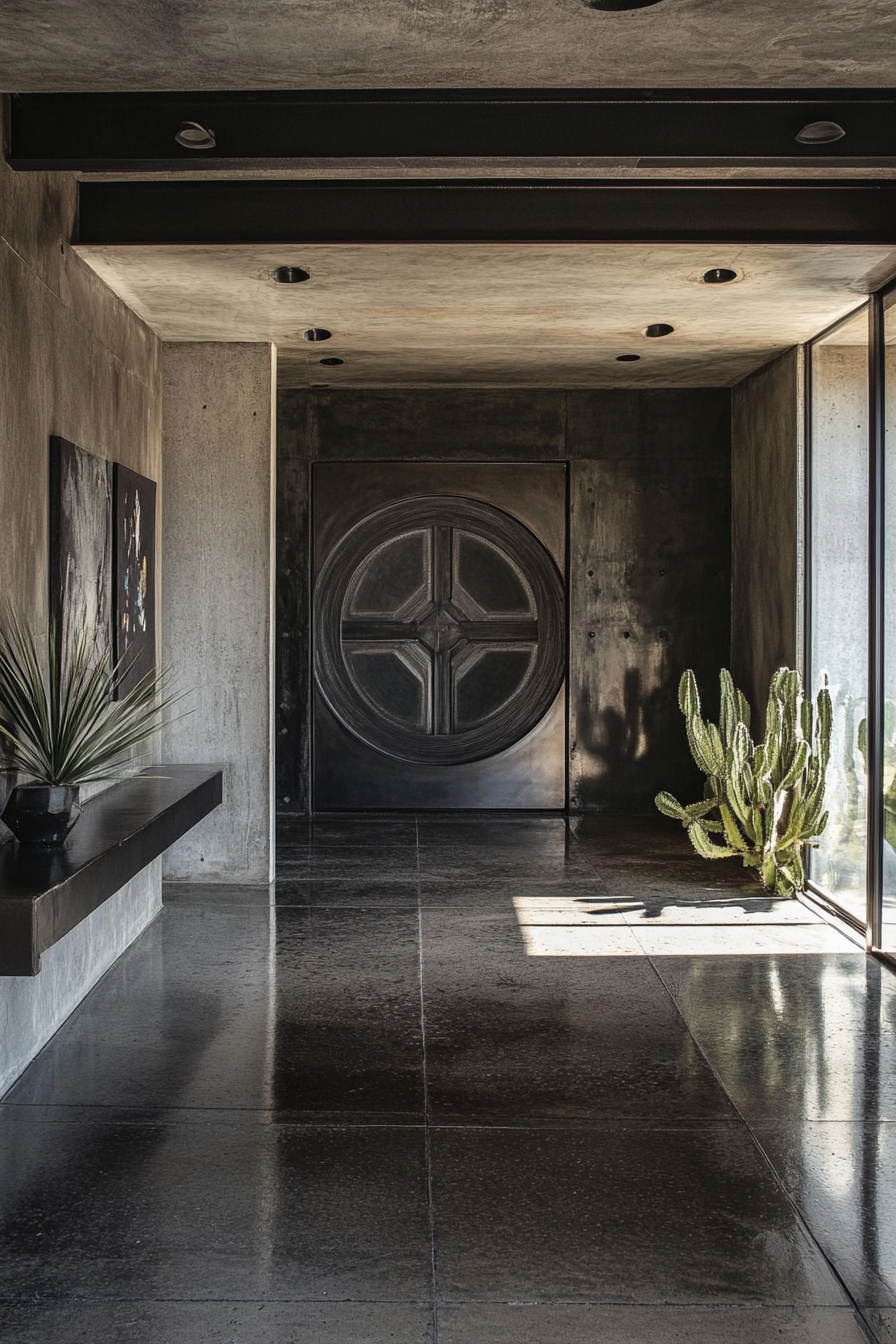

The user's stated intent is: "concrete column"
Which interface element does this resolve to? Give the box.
[161,344,276,884]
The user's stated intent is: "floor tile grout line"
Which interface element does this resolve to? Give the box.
[415,815,440,1344]
[566,827,617,902]
[643,950,883,1344]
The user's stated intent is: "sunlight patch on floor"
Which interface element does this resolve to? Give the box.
[512,894,860,957]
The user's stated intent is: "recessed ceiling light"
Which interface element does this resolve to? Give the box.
[303,328,332,342]
[795,120,846,145]
[586,0,664,8]
[702,267,738,285]
[616,354,641,362]
[174,121,216,150]
[273,266,310,284]
[643,323,674,338]
[319,357,344,366]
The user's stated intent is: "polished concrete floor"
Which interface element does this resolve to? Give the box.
[1,814,895,1343]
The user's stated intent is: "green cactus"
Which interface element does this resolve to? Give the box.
[858,703,896,855]
[656,667,832,897]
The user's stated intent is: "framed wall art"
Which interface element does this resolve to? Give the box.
[48,438,157,700]
[113,463,157,697]
[49,436,113,669]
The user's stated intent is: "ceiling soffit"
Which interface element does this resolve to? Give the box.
[74,242,896,389]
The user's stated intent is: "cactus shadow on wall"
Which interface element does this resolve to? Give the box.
[573,665,707,812]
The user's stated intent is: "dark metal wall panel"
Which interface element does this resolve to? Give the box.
[567,388,731,461]
[730,349,800,727]
[304,389,566,462]
[277,389,314,462]
[567,386,732,809]
[275,392,312,811]
[276,458,310,812]
[569,453,731,811]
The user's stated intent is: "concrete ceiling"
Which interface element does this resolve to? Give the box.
[75,242,896,388]
[2,0,895,92]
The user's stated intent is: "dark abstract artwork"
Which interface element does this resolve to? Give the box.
[49,436,113,669]
[113,464,156,697]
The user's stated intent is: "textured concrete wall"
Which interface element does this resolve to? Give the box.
[0,862,161,1097]
[5,0,894,90]
[278,387,732,812]
[162,343,276,882]
[731,348,801,723]
[0,110,163,1094]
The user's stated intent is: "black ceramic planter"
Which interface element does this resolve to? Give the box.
[1,784,82,846]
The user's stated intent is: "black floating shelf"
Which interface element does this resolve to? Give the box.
[0,765,223,976]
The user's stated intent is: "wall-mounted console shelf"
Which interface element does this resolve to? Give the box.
[0,765,222,976]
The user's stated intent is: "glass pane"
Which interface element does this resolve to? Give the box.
[809,305,870,925]
[454,532,534,615]
[349,531,429,615]
[882,289,896,952]
[454,647,535,729]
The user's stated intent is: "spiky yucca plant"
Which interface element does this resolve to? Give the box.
[0,608,174,785]
[656,667,832,896]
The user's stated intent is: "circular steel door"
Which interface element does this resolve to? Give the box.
[314,495,565,765]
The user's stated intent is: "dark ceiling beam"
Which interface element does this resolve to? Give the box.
[76,180,896,246]
[9,88,896,171]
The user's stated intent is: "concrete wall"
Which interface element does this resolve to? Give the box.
[731,348,801,723]
[0,113,164,1093]
[277,387,732,812]
[0,862,161,1097]
[162,343,276,883]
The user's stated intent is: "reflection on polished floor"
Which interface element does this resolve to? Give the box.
[1,814,895,1343]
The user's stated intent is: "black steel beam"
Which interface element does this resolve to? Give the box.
[76,179,896,246]
[0,766,223,975]
[9,88,896,171]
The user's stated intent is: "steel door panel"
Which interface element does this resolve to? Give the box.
[312,462,567,810]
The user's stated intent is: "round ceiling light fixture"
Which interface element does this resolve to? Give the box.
[616,354,641,362]
[702,267,738,285]
[303,327,332,342]
[795,120,846,145]
[174,121,216,150]
[319,357,344,366]
[643,323,674,338]
[585,0,664,8]
[273,265,310,284]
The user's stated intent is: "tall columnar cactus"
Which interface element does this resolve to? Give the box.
[859,702,896,856]
[656,668,832,896]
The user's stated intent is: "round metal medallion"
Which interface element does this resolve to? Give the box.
[314,495,565,766]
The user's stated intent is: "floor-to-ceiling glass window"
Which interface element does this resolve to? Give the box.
[882,286,896,953]
[808,305,870,926]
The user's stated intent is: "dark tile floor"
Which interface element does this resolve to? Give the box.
[1,813,894,1343]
